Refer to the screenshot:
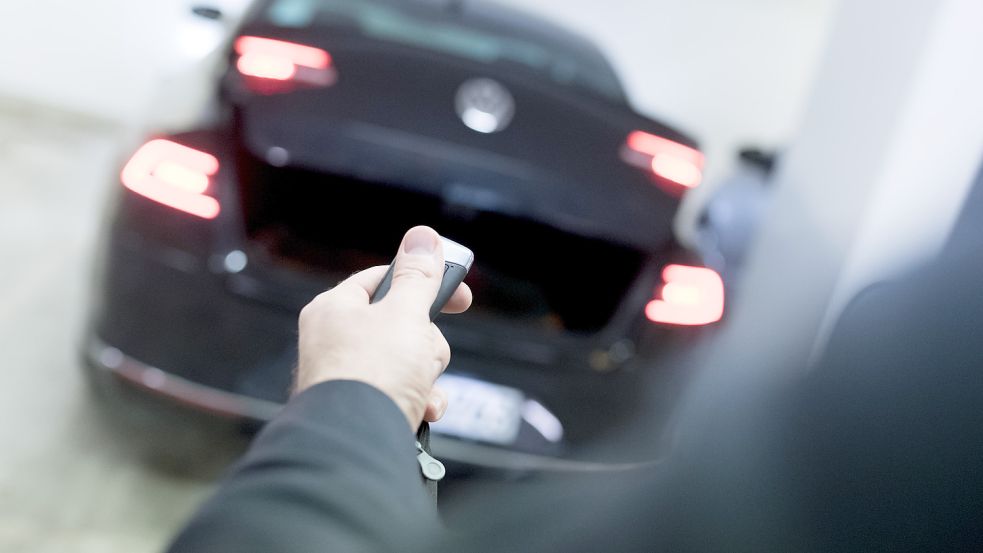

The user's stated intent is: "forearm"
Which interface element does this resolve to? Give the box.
[167,380,441,553]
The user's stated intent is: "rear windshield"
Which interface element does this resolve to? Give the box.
[263,0,625,102]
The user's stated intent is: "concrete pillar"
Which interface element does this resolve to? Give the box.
[712,0,983,373]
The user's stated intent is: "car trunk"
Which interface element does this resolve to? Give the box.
[226,32,685,253]
[223,29,687,345]
[235,149,646,336]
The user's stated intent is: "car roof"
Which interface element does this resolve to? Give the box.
[252,0,627,103]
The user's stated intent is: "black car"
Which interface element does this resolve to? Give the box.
[84,0,723,471]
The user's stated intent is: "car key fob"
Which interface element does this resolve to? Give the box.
[370,235,474,321]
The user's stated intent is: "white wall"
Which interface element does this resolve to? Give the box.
[817,0,983,350]
[699,0,983,377]
[0,0,250,126]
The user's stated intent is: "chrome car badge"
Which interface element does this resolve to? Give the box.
[455,78,515,134]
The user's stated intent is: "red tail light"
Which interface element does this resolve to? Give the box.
[623,131,704,191]
[120,139,221,219]
[234,36,334,90]
[646,264,724,326]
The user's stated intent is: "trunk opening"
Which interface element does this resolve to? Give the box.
[237,151,645,335]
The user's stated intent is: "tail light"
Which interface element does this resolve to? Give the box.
[646,264,724,326]
[234,36,335,92]
[623,131,704,193]
[120,139,221,219]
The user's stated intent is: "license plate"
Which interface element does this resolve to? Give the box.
[431,374,524,445]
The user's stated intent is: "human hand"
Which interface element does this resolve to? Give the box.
[294,226,472,430]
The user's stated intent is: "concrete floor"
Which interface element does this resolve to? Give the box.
[0,101,224,552]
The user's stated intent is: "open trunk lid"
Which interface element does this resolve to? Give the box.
[227,29,688,252]
[233,148,651,343]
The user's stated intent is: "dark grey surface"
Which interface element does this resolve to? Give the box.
[167,381,441,553]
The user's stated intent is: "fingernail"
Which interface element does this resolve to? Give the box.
[403,227,437,255]
[430,396,444,413]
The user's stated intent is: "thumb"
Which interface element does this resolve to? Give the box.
[385,226,444,315]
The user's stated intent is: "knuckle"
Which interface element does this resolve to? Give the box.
[299,291,336,322]
[298,302,316,324]
[433,327,451,366]
[393,261,437,281]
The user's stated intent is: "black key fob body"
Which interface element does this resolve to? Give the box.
[369,236,474,321]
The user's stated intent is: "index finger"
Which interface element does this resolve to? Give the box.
[329,265,390,301]
[330,264,472,314]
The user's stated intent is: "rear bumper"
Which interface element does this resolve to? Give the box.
[85,335,281,421]
[84,334,665,473]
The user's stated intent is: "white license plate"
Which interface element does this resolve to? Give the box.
[431,374,524,445]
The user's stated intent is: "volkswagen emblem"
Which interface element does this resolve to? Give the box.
[455,78,515,134]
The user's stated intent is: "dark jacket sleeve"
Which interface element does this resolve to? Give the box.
[167,380,441,553]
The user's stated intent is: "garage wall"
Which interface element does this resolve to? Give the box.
[0,0,251,126]
[702,0,983,373]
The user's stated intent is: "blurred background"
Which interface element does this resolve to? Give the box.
[1,0,980,551]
